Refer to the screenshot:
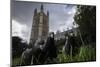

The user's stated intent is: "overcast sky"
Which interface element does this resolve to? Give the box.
[12,1,77,43]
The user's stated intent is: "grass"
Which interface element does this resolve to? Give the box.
[57,45,96,63]
[78,45,96,61]
[57,53,72,63]
[12,57,21,66]
[12,44,96,66]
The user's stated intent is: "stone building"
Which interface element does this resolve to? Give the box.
[30,4,49,44]
[55,31,66,40]
[55,28,78,40]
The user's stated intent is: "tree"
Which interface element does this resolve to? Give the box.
[74,5,96,44]
[12,36,28,58]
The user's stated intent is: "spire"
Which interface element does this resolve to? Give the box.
[41,4,44,12]
[47,11,49,17]
[34,8,37,16]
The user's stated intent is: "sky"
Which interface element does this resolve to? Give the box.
[12,0,77,43]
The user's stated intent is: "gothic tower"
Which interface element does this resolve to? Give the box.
[30,4,49,44]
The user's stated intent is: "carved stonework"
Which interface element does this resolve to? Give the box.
[30,4,49,44]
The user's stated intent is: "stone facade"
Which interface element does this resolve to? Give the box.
[55,28,78,40]
[30,5,49,44]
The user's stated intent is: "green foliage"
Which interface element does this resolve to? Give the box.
[57,53,72,63]
[57,44,96,63]
[12,36,28,58]
[12,57,21,66]
[74,5,96,44]
[73,5,96,62]
[12,44,96,66]
[78,45,96,61]
[55,39,66,53]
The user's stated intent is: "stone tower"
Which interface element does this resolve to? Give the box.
[30,4,49,44]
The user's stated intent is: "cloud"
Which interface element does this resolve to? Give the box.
[12,19,30,42]
[47,4,77,33]
[12,1,77,42]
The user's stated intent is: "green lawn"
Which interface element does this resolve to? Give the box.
[12,57,21,66]
[57,45,96,63]
[12,44,96,66]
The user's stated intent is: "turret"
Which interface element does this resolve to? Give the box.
[47,11,49,17]
[34,8,37,16]
[41,4,44,12]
